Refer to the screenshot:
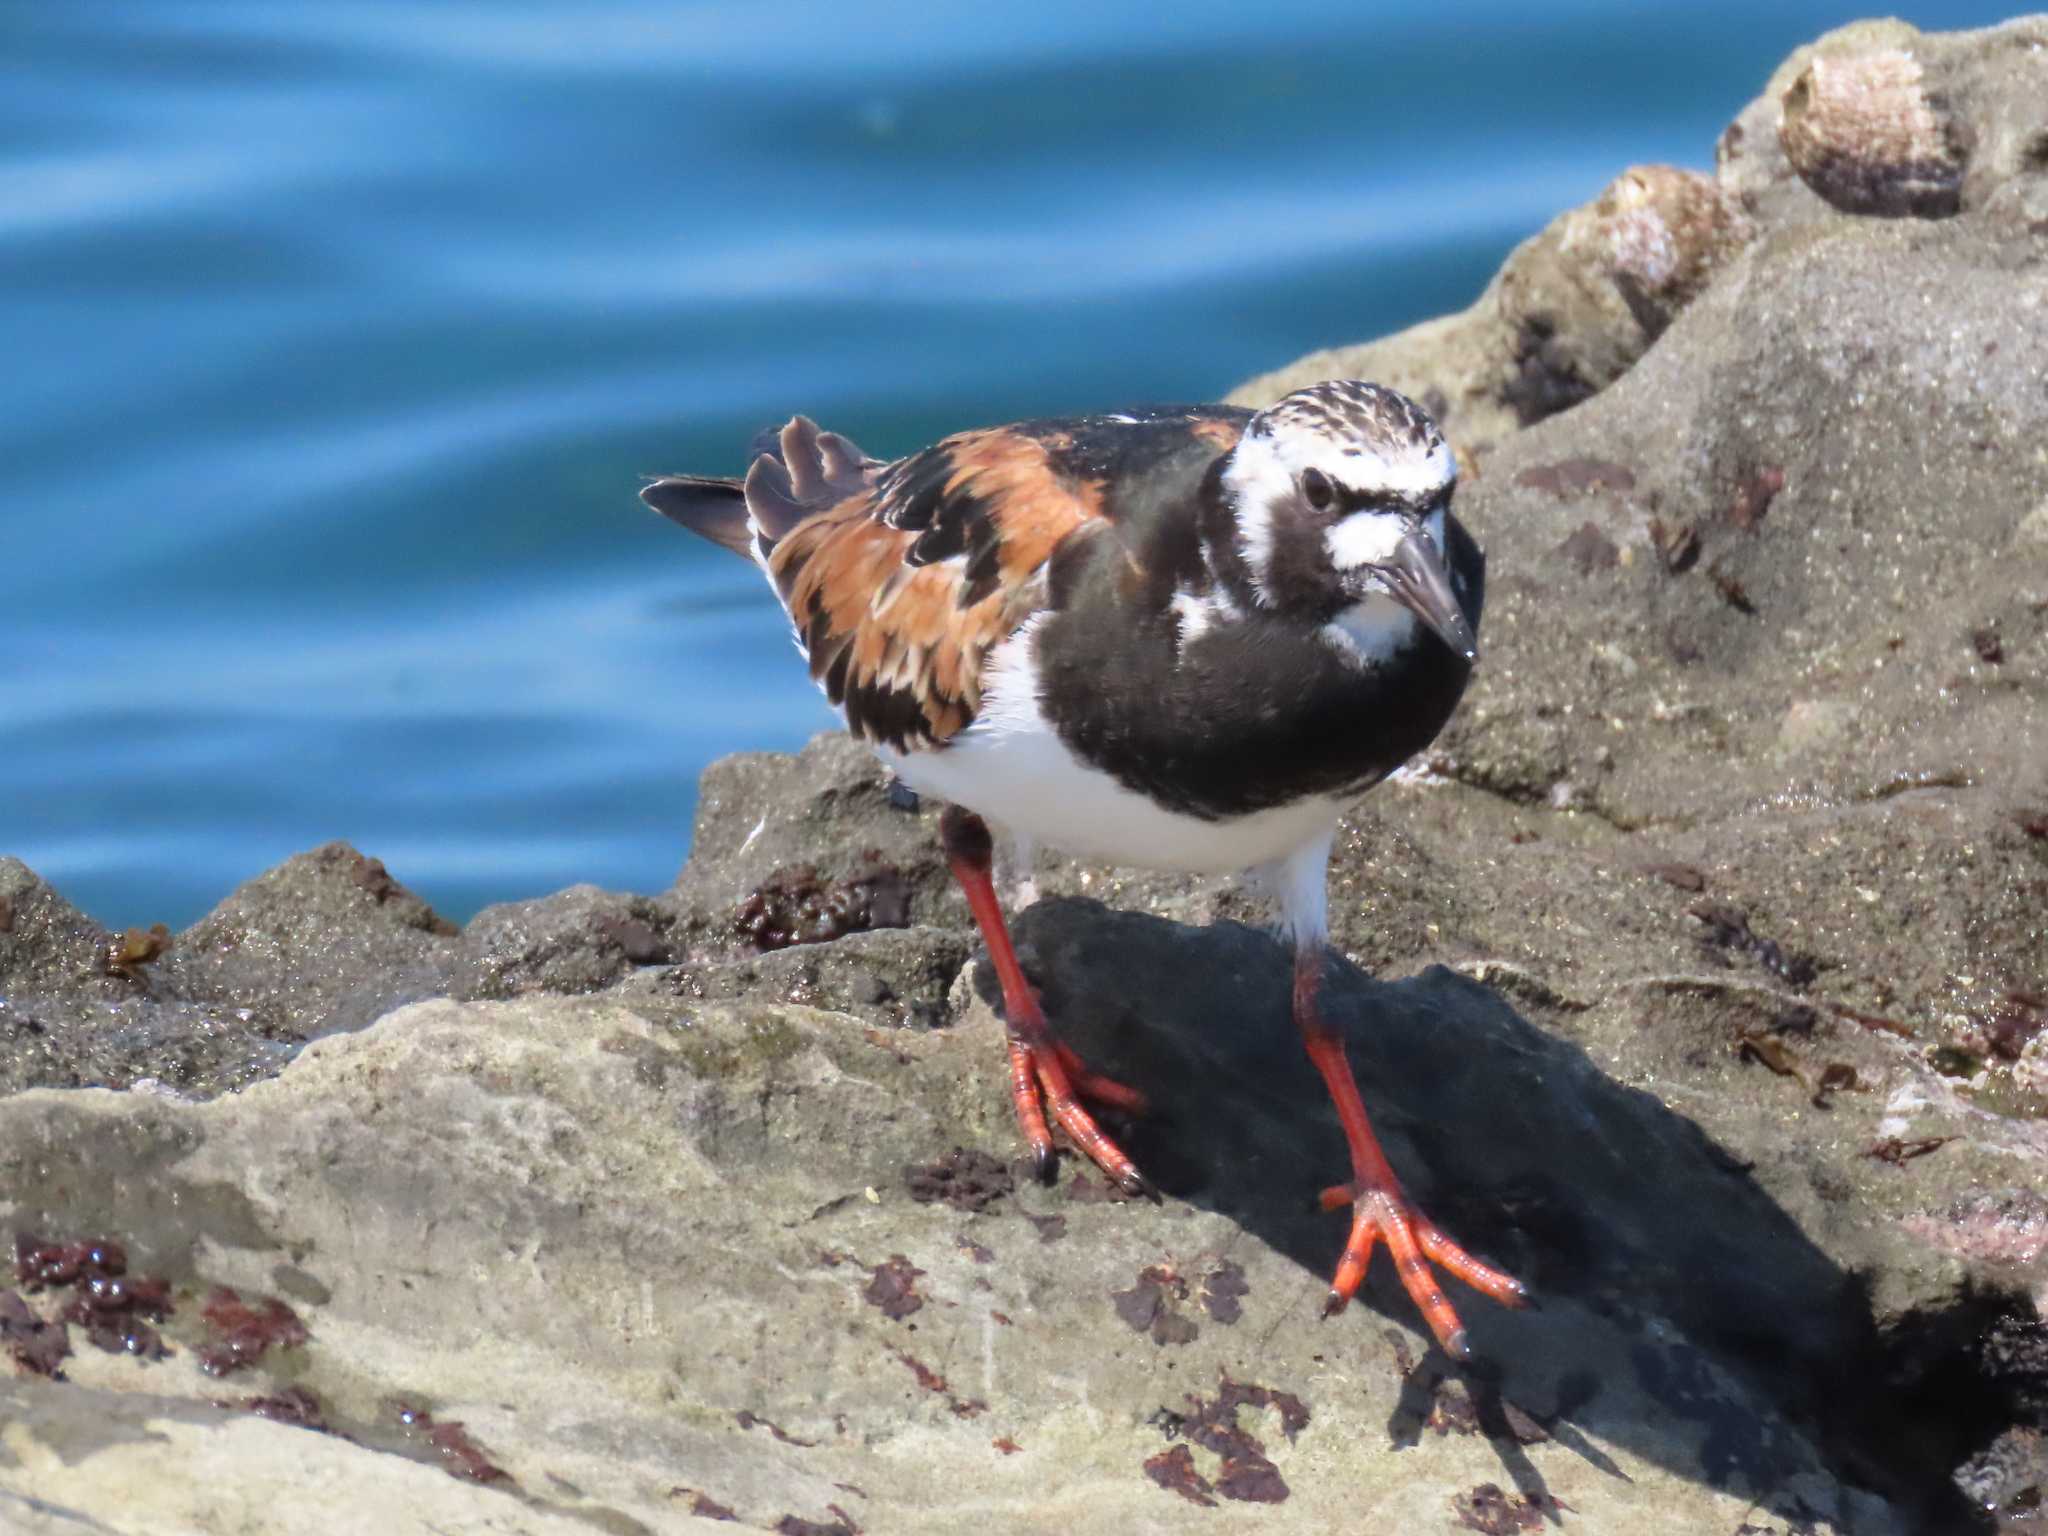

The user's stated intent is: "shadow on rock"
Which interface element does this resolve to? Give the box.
[985,896,2016,1532]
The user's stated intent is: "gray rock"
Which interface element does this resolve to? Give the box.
[162,841,462,1037]
[0,857,113,996]
[661,731,963,950]
[459,883,680,999]
[0,991,1906,1533]
[622,924,974,1029]
[0,844,462,1096]
[1232,163,1753,453]
[5,15,2048,1531]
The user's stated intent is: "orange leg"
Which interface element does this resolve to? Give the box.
[1295,947,1526,1357]
[941,806,1150,1193]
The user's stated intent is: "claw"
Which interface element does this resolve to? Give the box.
[1321,1180,1526,1355]
[1025,1040,1146,1192]
[1294,949,1526,1357]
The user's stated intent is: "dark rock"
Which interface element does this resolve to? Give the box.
[660,733,960,952]
[623,925,972,1029]
[0,858,113,995]
[459,884,678,999]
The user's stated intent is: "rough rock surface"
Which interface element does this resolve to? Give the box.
[5,16,2048,1534]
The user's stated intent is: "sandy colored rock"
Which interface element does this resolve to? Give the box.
[0,990,1907,1533]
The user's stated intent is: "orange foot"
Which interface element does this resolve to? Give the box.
[1317,1178,1527,1358]
[1007,1035,1152,1194]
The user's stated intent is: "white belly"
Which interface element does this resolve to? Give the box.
[877,625,1345,875]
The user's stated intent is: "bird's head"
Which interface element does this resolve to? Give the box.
[1219,380,1475,661]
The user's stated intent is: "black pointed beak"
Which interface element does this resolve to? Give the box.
[1380,526,1477,661]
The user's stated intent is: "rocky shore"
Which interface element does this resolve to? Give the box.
[4,18,2046,1535]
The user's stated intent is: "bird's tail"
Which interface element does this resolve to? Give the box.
[643,415,879,562]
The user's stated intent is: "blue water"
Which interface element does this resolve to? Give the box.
[1,1,2010,929]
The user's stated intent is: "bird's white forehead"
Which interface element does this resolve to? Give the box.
[1224,420,1456,505]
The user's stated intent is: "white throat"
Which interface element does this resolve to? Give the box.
[1319,597,1417,670]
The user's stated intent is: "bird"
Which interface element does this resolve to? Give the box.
[644,380,1526,1356]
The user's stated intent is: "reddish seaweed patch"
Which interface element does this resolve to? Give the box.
[15,1233,128,1290]
[1198,1261,1249,1325]
[670,1487,738,1521]
[1144,1374,1309,1506]
[197,1286,308,1376]
[735,857,911,952]
[1557,521,1619,575]
[397,1404,510,1484]
[903,1148,1013,1212]
[887,1345,986,1419]
[1688,900,1816,986]
[1064,1171,1138,1204]
[1452,1483,1567,1533]
[736,1410,819,1448]
[223,1384,331,1433]
[861,1255,926,1321]
[14,1231,175,1362]
[1865,1136,1951,1167]
[0,1289,71,1378]
[1981,991,2047,1063]
[1514,459,1637,499]
[1113,1265,1199,1346]
[775,1510,860,1536]
[1144,1444,1217,1507]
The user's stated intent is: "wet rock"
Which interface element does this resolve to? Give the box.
[458,884,679,999]
[621,924,973,1029]
[163,841,463,1042]
[0,857,114,995]
[661,733,959,950]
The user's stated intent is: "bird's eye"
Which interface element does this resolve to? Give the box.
[1300,467,1333,511]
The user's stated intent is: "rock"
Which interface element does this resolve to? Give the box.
[1778,48,1963,218]
[1774,698,1862,755]
[162,841,463,1040]
[661,732,961,951]
[0,857,112,995]
[5,15,2048,1532]
[459,883,679,999]
[1242,17,2048,450]
[0,990,1908,1533]
[1719,17,2048,227]
[1232,164,1752,450]
[0,1378,614,1535]
[621,924,974,1029]
[2017,498,2048,548]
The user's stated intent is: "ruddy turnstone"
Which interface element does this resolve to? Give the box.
[645,380,1526,1356]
